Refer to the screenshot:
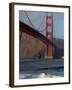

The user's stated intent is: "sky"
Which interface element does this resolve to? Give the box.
[19,11,64,39]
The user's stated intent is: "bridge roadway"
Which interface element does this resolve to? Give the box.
[20,21,54,46]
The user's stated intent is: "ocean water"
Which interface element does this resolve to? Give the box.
[19,69,64,79]
[19,59,64,79]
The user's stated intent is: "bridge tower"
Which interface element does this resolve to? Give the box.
[45,12,54,59]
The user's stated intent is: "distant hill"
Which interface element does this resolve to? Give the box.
[53,38,64,49]
[53,38,64,59]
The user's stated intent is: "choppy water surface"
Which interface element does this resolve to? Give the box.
[19,59,64,79]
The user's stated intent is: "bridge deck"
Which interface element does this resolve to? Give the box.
[20,21,54,46]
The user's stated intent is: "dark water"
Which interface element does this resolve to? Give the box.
[19,59,64,79]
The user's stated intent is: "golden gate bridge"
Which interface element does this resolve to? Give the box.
[20,12,54,58]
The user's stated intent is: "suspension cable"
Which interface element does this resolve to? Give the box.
[25,11,45,31]
[25,11,35,28]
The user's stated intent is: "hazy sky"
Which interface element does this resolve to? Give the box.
[19,11,64,39]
